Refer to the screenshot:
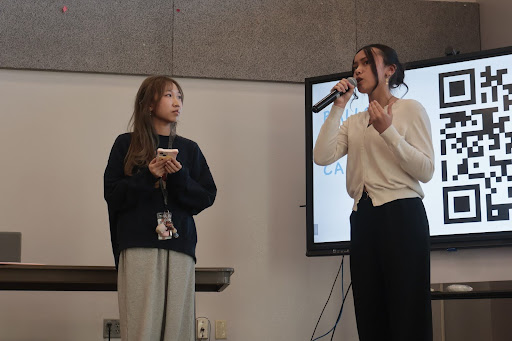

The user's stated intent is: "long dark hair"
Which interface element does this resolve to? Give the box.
[124,75,184,176]
[354,44,408,95]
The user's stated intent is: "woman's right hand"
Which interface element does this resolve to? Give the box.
[332,78,356,108]
[149,157,167,178]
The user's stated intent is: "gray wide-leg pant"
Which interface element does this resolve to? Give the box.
[118,248,195,341]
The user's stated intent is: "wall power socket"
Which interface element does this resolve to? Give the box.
[196,317,209,340]
[103,319,121,338]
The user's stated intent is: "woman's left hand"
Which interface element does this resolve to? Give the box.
[368,100,394,134]
[165,158,182,174]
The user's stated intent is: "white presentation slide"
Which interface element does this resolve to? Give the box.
[311,53,512,244]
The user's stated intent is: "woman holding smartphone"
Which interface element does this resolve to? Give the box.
[314,44,434,341]
[104,75,216,340]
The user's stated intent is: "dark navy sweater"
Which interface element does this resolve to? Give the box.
[104,133,216,268]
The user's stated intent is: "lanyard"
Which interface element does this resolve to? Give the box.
[159,131,176,209]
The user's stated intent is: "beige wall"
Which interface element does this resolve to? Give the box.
[1,66,512,340]
[478,0,512,50]
[0,70,359,340]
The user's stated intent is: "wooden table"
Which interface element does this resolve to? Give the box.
[0,264,234,292]
[431,281,512,300]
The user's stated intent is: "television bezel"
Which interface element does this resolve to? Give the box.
[305,46,512,257]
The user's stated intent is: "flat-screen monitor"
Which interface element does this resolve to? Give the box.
[305,46,512,256]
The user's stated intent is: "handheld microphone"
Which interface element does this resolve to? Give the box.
[312,77,357,113]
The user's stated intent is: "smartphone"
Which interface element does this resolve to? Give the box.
[157,148,179,160]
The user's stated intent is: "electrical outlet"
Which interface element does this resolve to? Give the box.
[196,317,209,340]
[215,320,227,339]
[103,319,121,338]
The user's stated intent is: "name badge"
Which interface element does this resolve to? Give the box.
[155,211,179,240]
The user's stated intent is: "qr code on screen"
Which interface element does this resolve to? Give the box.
[439,66,512,224]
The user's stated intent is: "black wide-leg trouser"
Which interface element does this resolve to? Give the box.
[350,193,433,341]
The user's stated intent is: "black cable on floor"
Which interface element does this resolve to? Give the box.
[310,256,344,341]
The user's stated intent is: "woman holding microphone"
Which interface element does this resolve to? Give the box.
[314,44,434,341]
